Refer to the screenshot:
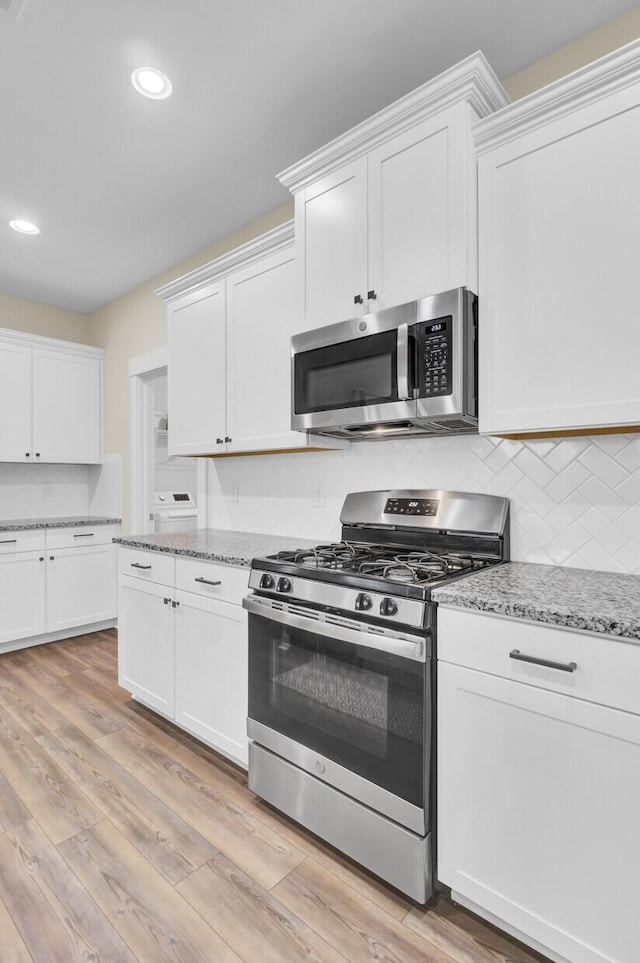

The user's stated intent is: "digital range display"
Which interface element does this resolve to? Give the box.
[384,497,439,517]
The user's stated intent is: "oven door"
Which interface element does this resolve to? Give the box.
[291,302,417,433]
[245,597,430,834]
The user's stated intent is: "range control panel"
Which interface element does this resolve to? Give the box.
[415,316,452,398]
[384,497,440,517]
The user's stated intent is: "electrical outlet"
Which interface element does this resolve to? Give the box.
[313,484,325,508]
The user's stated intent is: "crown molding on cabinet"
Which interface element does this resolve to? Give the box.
[473,37,640,154]
[0,326,103,358]
[155,221,294,304]
[277,51,509,193]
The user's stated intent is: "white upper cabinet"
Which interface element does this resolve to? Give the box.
[0,340,32,462]
[168,280,227,457]
[157,222,345,457]
[295,159,368,329]
[279,53,508,331]
[0,330,103,464]
[226,246,300,453]
[475,41,640,436]
[32,348,102,463]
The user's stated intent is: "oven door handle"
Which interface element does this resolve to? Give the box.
[242,596,427,662]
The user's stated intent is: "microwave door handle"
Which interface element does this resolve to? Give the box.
[396,323,410,400]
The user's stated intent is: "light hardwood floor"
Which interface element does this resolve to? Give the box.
[0,630,550,963]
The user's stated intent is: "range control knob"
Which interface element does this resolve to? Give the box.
[259,573,275,590]
[276,577,292,593]
[355,592,372,611]
[380,597,398,616]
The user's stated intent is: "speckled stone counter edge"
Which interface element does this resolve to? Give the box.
[114,531,319,569]
[433,562,640,642]
[114,538,251,567]
[0,516,121,532]
[433,594,640,641]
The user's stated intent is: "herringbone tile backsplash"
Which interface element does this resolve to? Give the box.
[205,433,640,574]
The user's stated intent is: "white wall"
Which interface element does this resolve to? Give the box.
[204,432,640,574]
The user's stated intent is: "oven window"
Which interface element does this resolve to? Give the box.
[248,613,426,808]
[294,330,398,413]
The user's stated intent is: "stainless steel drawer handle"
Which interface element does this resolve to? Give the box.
[73,533,95,537]
[0,539,18,544]
[509,649,577,673]
[131,562,152,570]
[194,577,222,586]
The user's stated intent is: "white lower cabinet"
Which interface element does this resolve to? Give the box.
[437,608,640,963]
[118,576,175,718]
[0,526,118,652]
[47,543,117,632]
[117,550,249,767]
[174,590,248,763]
[0,551,47,644]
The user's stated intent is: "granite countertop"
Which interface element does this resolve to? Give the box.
[114,528,319,568]
[432,561,640,641]
[0,515,121,532]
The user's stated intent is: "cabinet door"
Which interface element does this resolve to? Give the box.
[478,91,640,435]
[117,575,174,718]
[368,106,476,311]
[0,341,33,463]
[32,348,102,463]
[226,247,299,452]
[0,552,46,643]
[174,590,248,766]
[168,281,227,456]
[47,544,116,632]
[438,661,640,963]
[295,158,368,331]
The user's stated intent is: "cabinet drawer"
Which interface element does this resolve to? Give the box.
[0,530,46,555]
[438,607,640,716]
[175,556,248,605]
[46,524,120,549]
[118,547,175,586]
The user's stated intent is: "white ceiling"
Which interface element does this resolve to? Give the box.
[1,0,637,313]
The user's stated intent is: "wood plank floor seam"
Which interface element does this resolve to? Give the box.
[0,630,550,963]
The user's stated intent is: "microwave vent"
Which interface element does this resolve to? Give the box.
[430,419,477,432]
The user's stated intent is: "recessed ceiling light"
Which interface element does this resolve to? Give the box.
[131,67,172,100]
[9,219,40,235]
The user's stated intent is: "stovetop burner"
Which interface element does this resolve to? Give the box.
[275,542,489,588]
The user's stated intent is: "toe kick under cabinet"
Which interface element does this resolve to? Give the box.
[117,549,249,767]
[437,607,640,963]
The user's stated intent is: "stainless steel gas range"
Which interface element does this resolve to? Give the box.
[242,489,510,902]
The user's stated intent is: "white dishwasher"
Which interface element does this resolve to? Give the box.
[153,491,197,533]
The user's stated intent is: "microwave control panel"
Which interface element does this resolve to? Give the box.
[415,316,452,397]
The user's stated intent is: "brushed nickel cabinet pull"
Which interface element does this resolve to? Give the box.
[509,649,577,673]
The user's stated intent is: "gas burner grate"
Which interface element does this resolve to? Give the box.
[273,542,491,587]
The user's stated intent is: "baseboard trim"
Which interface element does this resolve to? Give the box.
[0,619,117,655]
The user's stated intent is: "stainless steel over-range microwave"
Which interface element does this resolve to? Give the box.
[291,287,478,440]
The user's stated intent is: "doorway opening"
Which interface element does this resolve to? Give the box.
[129,348,200,534]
